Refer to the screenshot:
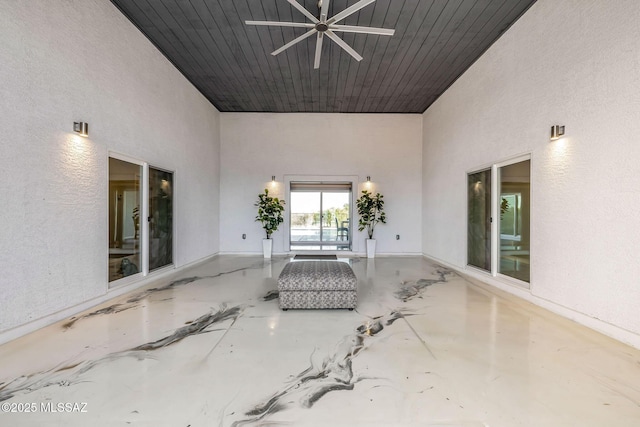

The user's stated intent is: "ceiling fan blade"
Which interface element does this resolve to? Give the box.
[272,28,317,56]
[327,0,376,25]
[325,30,363,62]
[329,24,395,36]
[246,20,315,29]
[287,0,319,23]
[320,0,330,23]
[314,33,324,69]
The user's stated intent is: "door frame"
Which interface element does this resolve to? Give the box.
[108,152,176,288]
[284,174,359,254]
[466,153,532,288]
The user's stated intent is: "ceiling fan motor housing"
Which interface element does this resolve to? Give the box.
[246,0,395,69]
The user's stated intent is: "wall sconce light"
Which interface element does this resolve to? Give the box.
[366,176,371,182]
[73,122,88,137]
[550,125,565,141]
[271,175,276,182]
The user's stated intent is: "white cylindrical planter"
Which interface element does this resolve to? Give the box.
[263,238,273,259]
[366,239,376,258]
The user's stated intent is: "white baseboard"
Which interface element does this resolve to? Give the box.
[423,253,640,350]
[217,251,423,258]
[0,253,220,346]
[368,252,424,257]
[217,251,264,256]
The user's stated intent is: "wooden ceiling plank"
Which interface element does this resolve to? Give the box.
[326,0,349,111]
[406,0,507,112]
[423,0,534,111]
[343,0,379,112]
[170,0,257,110]
[380,0,465,113]
[262,0,299,112]
[192,0,266,111]
[110,0,537,113]
[155,0,223,76]
[223,0,283,111]
[370,0,441,112]
[125,1,201,75]
[276,0,307,111]
[338,3,372,112]
[352,0,396,112]
[188,0,260,111]
[388,0,479,112]
[132,0,232,109]
[234,0,288,112]
[249,0,293,112]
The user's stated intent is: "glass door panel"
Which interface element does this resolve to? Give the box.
[109,157,142,283]
[467,169,492,271]
[499,160,530,282]
[290,191,321,249]
[321,192,350,250]
[149,167,173,271]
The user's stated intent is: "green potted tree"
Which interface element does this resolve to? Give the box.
[255,188,285,258]
[356,189,386,258]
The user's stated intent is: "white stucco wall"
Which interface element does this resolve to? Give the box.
[220,113,422,255]
[0,0,220,336]
[422,0,640,347]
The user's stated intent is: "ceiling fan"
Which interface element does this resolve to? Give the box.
[246,0,395,69]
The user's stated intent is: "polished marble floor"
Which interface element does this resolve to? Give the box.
[1,256,639,426]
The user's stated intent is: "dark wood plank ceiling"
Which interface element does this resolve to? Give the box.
[110,0,537,113]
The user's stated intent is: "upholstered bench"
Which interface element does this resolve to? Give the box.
[278,261,357,310]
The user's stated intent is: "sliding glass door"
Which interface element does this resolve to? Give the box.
[290,182,351,251]
[468,157,530,284]
[109,157,174,286]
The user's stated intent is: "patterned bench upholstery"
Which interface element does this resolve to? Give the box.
[278,261,357,310]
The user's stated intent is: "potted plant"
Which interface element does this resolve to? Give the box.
[356,189,386,258]
[255,188,285,258]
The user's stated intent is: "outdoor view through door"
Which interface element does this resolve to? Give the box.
[290,182,351,251]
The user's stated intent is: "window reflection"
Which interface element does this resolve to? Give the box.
[499,160,530,282]
[149,167,173,271]
[468,169,492,271]
[109,157,142,283]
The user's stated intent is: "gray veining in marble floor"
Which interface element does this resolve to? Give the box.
[1,256,639,426]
